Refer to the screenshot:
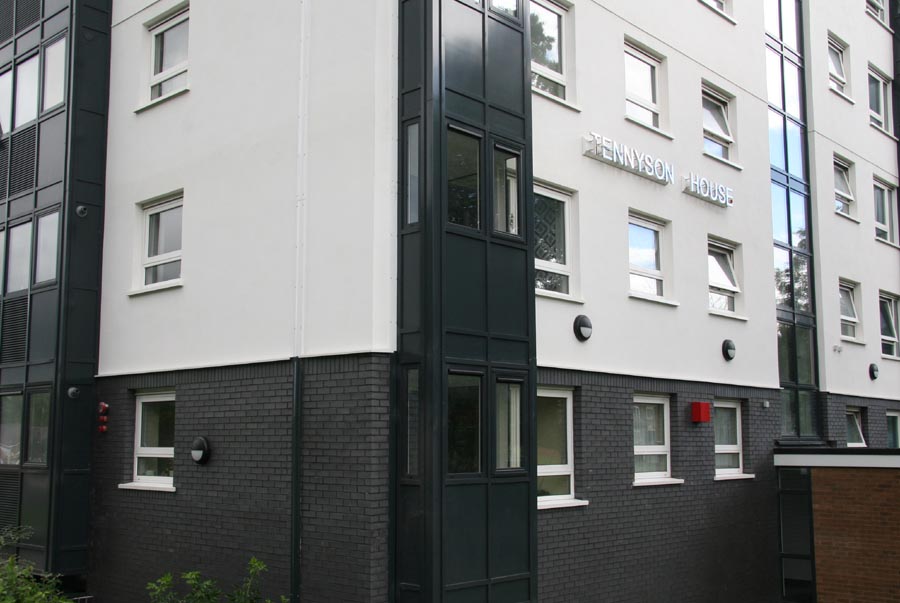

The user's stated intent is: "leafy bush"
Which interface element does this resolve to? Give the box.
[147,558,287,603]
[0,527,70,603]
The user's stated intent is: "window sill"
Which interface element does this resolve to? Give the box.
[875,237,900,251]
[697,0,737,24]
[538,498,590,510]
[882,353,900,362]
[128,279,184,297]
[536,289,585,304]
[118,482,176,492]
[532,87,582,113]
[702,152,743,171]
[633,477,685,487]
[834,210,861,224]
[867,10,894,34]
[870,122,899,142]
[840,336,866,346]
[708,309,748,322]
[135,87,190,114]
[629,292,679,307]
[714,473,756,481]
[624,115,674,141]
[829,87,855,105]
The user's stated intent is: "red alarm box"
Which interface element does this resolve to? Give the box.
[692,402,711,423]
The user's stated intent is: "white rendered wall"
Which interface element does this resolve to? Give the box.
[804,1,900,400]
[99,0,397,375]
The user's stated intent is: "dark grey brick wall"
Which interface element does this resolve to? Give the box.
[535,368,784,603]
[820,391,900,448]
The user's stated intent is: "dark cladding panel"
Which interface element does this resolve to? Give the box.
[447,90,485,124]
[20,472,49,543]
[0,472,19,529]
[446,586,488,603]
[28,289,58,362]
[9,125,37,196]
[489,481,529,576]
[486,18,523,114]
[1,297,29,363]
[402,232,422,331]
[397,486,424,585]
[444,0,484,98]
[444,484,487,585]
[70,110,104,184]
[445,234,486,332]
[488,244,527,337]
[44,0,68,18]
[401,0,423,91]
[37,113,66,187]
[64,289,97,363]
[493,579,530,603]
[59,388,91,471]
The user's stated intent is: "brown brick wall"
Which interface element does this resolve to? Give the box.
[812,467,900,603]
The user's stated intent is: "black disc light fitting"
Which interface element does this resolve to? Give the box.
[722,339,736,361]
[573,315,593,341]
[869,363,879,380]
[190,436,211,464]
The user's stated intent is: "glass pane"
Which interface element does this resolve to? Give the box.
[625,100,658,127]
[780,0,799,50]
[448,374,481,474]
[14,55,39,129]
[786,119,805,178]
[874,186,887,224]
[35,212,59,283]
[783,559,813,602]
[796,326,814,385]
[846,413,864,444]
[531,73,565,98]
[406,369,419,476]
[140,400,175,448]
[154,19,189,75]
[530,1,561,74]
[625,52,655,103]
[827,46,845,80]
[708,249,736,290]
[888,416,899,448]
[26,392,49,464]
[496,383,522,469]
[633,403,665,447]
[766,49,783,109]
[715,453,740,470]
[628,223,659,271]
[634,454,667,474]
[0,230,5,290]
[535,269,569,294]
[833,165,851,196]
[881,298,897,339]
[535,194,566,264]
[790,192,808,249]
[709,291,734,312]
[537,395,567,466]
[447,130,480,230]
[798,390,816,436]
[772,184,789,244]
[537,474,570,497]
[630,273,662,296]
[0,395,23,465]
[6,222,33,293]
[0,70,11,134]
[704,137,727,159]
[764,0,780,37]
[792,253,811,313]
[779,467,810,491]
[406,123,419,224]
[869,74,882,116]
[145,260,181,285]
[839,288,856,319]
[777,323,796,383]
[42,37,66,110]
[151,72,188,100]
[493,149,519,234]
[783,60,802,119]
[137,457,174,478]
[769,110,785,170]
[773,247,791,309]
[702,96,730,139]
[491,0,517,17]
[714,406,738,446]
[148,205,182,257]
[781,389,798,435]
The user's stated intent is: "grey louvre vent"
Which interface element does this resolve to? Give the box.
[14,0,38,33]
[1,297,28,363]
[0,473,19,530]
[0,0,12,44]
[0,143,8,200]
[8,126,35,196]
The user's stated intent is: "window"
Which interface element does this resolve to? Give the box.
[702,89,733,159]
[42,36,66,111]
[5,221,32,294]
[867,0,887,23]
[133,392,175,487]
[35,212,59,285]
[634,395,671,481]
[490,0,518,19]
[0,70,10,134]
[534,186,571,295]
[496,381,522,470]
[833,158,854,216]
[13,55,38,129]
[0,394,23,465]
[150,9,189,101]
[846,408,866,447]
[447,128,481,230]
[827,37,847,94]
[0,36,66,136]
[624,43,661,128]
[708,241,740,312]
[839,281,859,339]
[142,198,183,286]
[537,389,574,501]
[714,401,743,476]
[869,68,891,131]
[880,293,899,357]
[887,412,900,448]
[628,214,664,297]
[25,392,49,465]
[874,180,897,243]
[447,374,481,474]
[493,146,520,235]
[529,0,567,100]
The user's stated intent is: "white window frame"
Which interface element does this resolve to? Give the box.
[148,8,189,102]
[536,388,577,506]
[534,183,574,298]
[874,180,897,243]
[701,88,734,160]
[867,0,887,24]
[624,43,662,129]
[714,400,743,477]
[887,411,900,448]
[839,281,860,340]
[869,67,891,131]
[133,391,175,487]
[633,394,671,482]
[699,0,728,14]
[628,214,666,299]
[529,0,570,101]
[880,293,900,358]
[708,240,740,313]
[140,196,183,289]
[827,37,848,94]
[846,407,866,448]
[834,158,854,216]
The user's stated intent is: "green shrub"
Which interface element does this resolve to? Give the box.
[0,527,69,603]
[147,558,287,603]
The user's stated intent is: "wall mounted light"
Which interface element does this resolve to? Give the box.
[722,339,736,361]
[190,437,211,464]
[869,363,879,380]
[573,315,592,342]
